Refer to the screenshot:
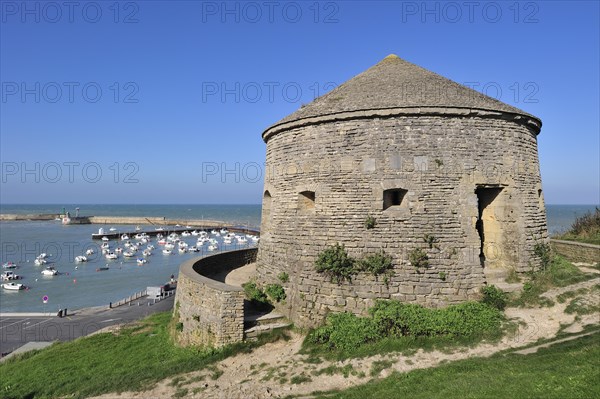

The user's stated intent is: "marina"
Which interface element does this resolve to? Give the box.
[0,217,259,313]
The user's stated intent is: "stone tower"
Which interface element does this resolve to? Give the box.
[256,55,547,328]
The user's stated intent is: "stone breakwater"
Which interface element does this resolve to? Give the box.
[0,214,259,229]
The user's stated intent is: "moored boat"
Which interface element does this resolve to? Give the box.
[2,282,24,290]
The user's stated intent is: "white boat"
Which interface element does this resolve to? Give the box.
[123,251,135,258]
[162,249,172,255]
[185,225,192,229]
[181,231,191,237]
[178,241,188,248]
[115,247,123,253]
[208,245,218,251]
[137,258,147,265]
[75,256,87,262]
[142,249,152,256]
[121,234,129,240]
[175,224,181,227]
[34,258,47,266]
[135,226,141,231]
[220,229,228,235]
[157,239,167,245]
[164,243,175,250]
[105,252,118,260]
[37,253,48,259]
[191,230,199,236]
[101,242,110,249]
[86,249,95,256]
[178,247,187,253]
[2,262,18,269]
[147,244,155,250]
[210,230,217,235]
[155,228,164,231]
[188,246,199,252]
[101,236,110,241]
[109,227,117,231]
[41,267,58,276]
[2,282,24,291]
[1,271,20,281]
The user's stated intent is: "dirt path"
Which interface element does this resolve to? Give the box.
[91,276,600,399]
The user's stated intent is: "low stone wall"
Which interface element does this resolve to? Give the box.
[174,248,258,347]
[550,239,600,264]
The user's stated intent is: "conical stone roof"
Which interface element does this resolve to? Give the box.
[263,55,541,141]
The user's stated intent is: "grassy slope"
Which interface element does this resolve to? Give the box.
[0,312,272,399]
[315,332,600,399]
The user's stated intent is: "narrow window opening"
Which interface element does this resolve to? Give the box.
[262,191,272,231]
[383,188,407,210]
[298,191,315,211]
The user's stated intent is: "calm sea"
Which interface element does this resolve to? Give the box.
[0,204,596,313]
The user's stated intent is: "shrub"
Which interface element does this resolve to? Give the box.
[364,216,377,229]
[265,284,286,303]
[533,242,552,270]
[311,300,503,350]
[242,282,271,310]
[369,300,503,338]
[277,272,289,283]
[423,234,438,249]
[315,243,356,284]
[310,312,381,350]
[357,251,393,276]
[409,248,429,269]
[480,285,507,310]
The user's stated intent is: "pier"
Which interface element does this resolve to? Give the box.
[91,225,259,240]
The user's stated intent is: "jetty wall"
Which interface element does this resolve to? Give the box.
[550,239,600,264]
[174,248,258,347]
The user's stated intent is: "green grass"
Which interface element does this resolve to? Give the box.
[0,312,287,399]
[509,255,596,307]
[313,332,600,399]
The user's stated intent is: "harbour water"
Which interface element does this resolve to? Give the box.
[0,204,596,313]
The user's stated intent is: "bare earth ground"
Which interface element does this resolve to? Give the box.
[92,265,600,399]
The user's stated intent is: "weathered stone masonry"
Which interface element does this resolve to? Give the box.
[174,249,257,347]
[255,55,548,328]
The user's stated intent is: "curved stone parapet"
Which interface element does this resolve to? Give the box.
[174,248,257,347]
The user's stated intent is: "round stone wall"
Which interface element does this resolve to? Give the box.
[256,111,547,328]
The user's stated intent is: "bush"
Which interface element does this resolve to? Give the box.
[369,300,503,338]
[480,285,507,310]
[265,284,286,303]
[310,312,381,350]
[409,248,429,269]
[556,207,600,244]
[533,242,552,270]
[310,300,504,350]
[277,272,289,283]
[357,251,393,276]
[364,216,377,229]
[242,282,271,310]
[315,243,356,284]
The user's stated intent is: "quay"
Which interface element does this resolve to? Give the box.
[91,225,259,240]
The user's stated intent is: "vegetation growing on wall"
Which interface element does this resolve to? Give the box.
[315,244,356,284]
[409,248,429,269]
[315,245,395,284]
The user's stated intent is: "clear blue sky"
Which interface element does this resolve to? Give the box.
[1,1,598,205]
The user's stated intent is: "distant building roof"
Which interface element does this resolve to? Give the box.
[263,55,541,141]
